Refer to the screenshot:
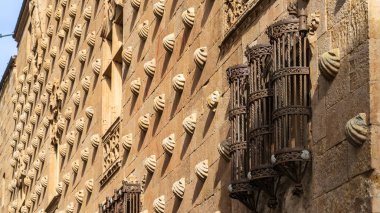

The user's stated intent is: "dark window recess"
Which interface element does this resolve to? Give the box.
[99,181,141,213]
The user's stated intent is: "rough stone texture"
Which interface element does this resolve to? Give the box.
[0,0,377,212]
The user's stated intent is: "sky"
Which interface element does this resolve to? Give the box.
[0,1,23,79]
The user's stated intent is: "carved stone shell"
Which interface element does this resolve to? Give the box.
[172,178,185,198]
[40,176,48,188]
[138,114,150,131]
[162,133,175,154]
[20,134,28,143]
[20,112,27,122]
[163,33,175,52]
[59,143,68,157]
[91,134,101,148]
[35,184,43,195]
[131,0,141,9]
[58,29,65,38]
[85,106,94,119]
[144,59,156,77]
[66,131,76,146]
[24,177,31,186]
[37,72,45,84]
[63,173,71,185]
[345,113,368,147]
[30,192,37,202]
[66,202,75,213]
[138,20,149,40]
[62,18,70,32]
[122,133,133,150]
[26,73,33,83]
[69,4,78,17]
[80,148,89,161]
[73,24,83,38]
[218,138,231,160]
[60,0,68,7]
[75,117,85,132]
[65,40,75,54]
[153,0,165,17]
[27,93,35,103]
[60,80,69,94]
[144,155,156,173]
[87,31,96,47]
[172,74,186,91]
[75,190,84,203]
[64,107,72,120]
[153,94,165,112]
[23,103,31,113]
[183,113,197,134]
[40,37,49,49]
[33,159,41,171]
[122,46,133,64]
[71,160,80,173]
[207,91,221,111]
[182,7,195,28]
[85,179,94,193]
[39,150,46,162]
[37,127,45,139]
[81,76,91,91]
[45,81,53,94]
[46,5,53,17]
[42,116,50,128]
[35,104,42,115]
[83,6,92,21]
[319,48,340,80]
[10,158,16,167]
[33,83,40,93]
[47,25,54,37]
[31,137,39,148]
[194,47,208,68]
[58,55,67,69]
[130,78,141,95]
[153,195,165,213]
[195,160,208,180]
[26,146,34,156]
[72,91,81,106]
[78,49,87,63]
[10,140,16,148]
[56,182,64,195]
[26,199,33,208]
[12,94,18,103]
[68,68,77,81]
[55,8,62,20]
[92,59,101,75]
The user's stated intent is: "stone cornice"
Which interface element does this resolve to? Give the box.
[13,0,29,43]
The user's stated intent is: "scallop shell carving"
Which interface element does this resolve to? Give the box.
[194,47,208,68]
[319,49,340,80]
[59,56,67,69]
[37,72,45,84]
[39,150,46,162]
[75,190,84,203]
[46,5,53,17]
[64,107,73,120]
[66,131,76,146]
[62,18,70,32]
[42,116,50,128]
[345,113,368,147]
[69,4,78,17]
[182,8,195,28]
[30,192,37,202]
[60,0,68,7]
[162,133,175,154]
[26,146,34,156]
[131,0,141,9]
[80,148,89,161]
[85,106,94,119]
[153,196,165,213]
[73,91,81,106]
[81,76,91,91]
[172,74,186,91]
[33,159,41,171]
[68,68,77,81]
[66,202,75,213]
[83,6,92,21]
[122,133,133,150]
[138,114,150,131]
[47,25,54,37]
[40,176,48,188]
[63,173,71,185]
[153,94,165,112]
[60,80,69,94]
[87,31,96,47]
[59,143,68,157]
[207,91,221,111]
[78,49,87,63]
[122,46,133,64]
[56,182,64,195]
[75,117,85,132]
[31,137,39,148]
[20,112,27,122]
[73,24,83,38]
[28,93,35,103]
[172,178,185,198]
[24,177,31,186]
[26,200,33,208]
[58,29,65,38]
[195,160,208,180]
[71,160,80,173]
[65,40,75,54]
[45,81,53,94]
[33,83,40,93]
[92,59,101,75]
[85,179,94,193]
[144,59,156,77]
[153,0,165,17]
[138,21,149,40]
[130,78,141,95]
[218,138,231,160]
[144,155,157,173]
[37,127,45,139]
[35,184,43,195]
[40,38,49,50]
[18,74,25,84]
[91,134,101,148]
[183,113,197,134]
[35,104,42,115]
[163,33,175,52]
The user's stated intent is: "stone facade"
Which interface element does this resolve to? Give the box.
[0,0,378,212]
